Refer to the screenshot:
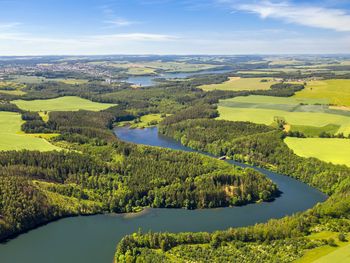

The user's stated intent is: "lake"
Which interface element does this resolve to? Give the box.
[0,127,327,263]
[125,69,232,86]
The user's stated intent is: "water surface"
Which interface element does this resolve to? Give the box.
[126,69,232,86]
[0,127,327,263]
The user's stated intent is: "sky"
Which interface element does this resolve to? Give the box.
[0,0,350,55]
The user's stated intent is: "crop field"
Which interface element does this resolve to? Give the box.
[0,112,60,151]
[200,77,279,91]
[218,96,350,135]
[221,95,328,106]
[285,137,350,166]
[13,96,116,112]
[127,67,157,75]
[217,106,350,135]
[294,79,350,107]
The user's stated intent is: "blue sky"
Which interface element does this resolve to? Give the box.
[0,0,350,55]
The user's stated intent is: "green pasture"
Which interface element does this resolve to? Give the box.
[200,77,278,91]
[295,232,349,263]
[285,137,350,167]
[0,111,60,151]
[290,124,340,137]
[127,67,157,75]
[217,106,350,135]
[12,96,116,112]
[222,95,328,105]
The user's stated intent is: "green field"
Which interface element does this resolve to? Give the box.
[200,77,278,91]
[0,112,60,151]
[285,137,350,166]
[118,114,167,128]
[221,95,328,107]
[217,106,350,135]
[295,232,350,263]
[13,96,116,112]
[127,67,157,75]
[0,81,26,95]
[9,75,88,85]
[289,124,341,137]
[294,79,350,107]
[218,96,350,135]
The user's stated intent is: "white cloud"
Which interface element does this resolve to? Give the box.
[105,18,139,27]
[0,22,21,30]
[221,0,350,32]
[90,33,178,42]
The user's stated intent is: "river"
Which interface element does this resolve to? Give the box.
[0,127,327,263]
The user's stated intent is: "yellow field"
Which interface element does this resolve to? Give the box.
[0,112,60,151]
[294,79,350,107]
[285,138,350,167]
[200,77,279,91]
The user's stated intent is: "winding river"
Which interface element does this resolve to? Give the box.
[0,127,327,263]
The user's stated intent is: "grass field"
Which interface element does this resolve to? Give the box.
[217,106,350,135]
[289,124,341,137]
[0,81,26,95]
[127,67,157,75]
[295,232,349,263]
[200,77,278,91]
[9,75,88,85]
[294,79,350,107]
[117,114,167,128]
[53,78,88,85]
[0,112,60,151]
[13,96,116,112]
[10,75,47,84]
[221,95,328,106]
[285,137,350,166]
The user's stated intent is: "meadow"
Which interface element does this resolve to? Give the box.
[218,96,350,135]
[217,106,350,135]
[0,112,60,151]
[295,232,350,263]
[117,114,167,128]
[13,96,116,112]
[294,79,350,107]
[0,81,26,95]
[285,137,350,167]
[200,77,279,91]
[9,75,88,85]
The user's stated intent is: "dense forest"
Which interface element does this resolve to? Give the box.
[0,109,278,241]
[114,117,350,262]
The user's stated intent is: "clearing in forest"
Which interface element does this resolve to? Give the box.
[0,111,60,151]
[13,96,116,112]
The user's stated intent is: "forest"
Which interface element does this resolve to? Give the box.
[0,106,278,241]
[114,111,350,262]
